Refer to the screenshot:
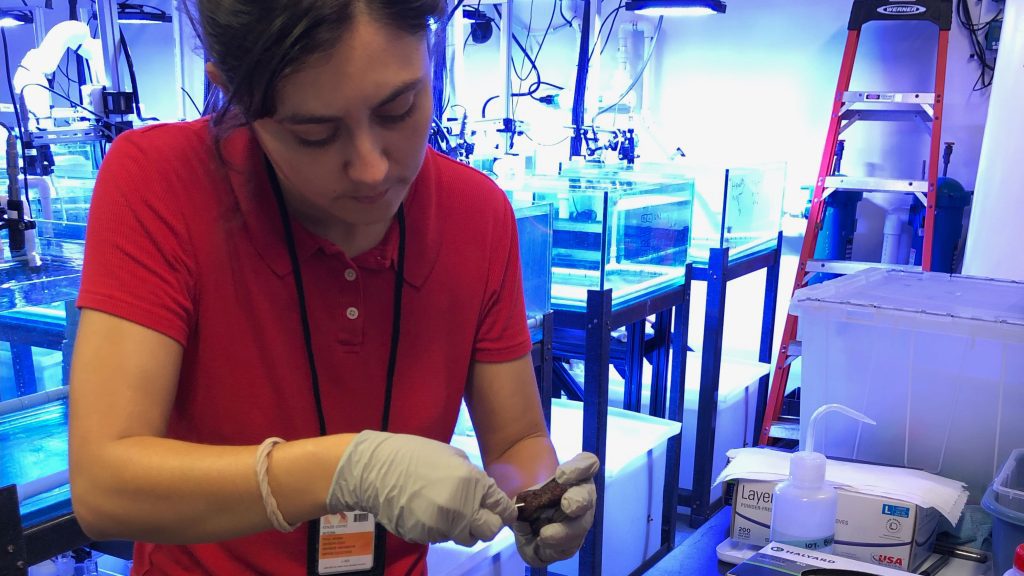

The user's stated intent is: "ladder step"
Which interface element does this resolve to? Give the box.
[806,260,922,276]
[842,91,936,104]
[768,421,801,441]
[824,176,928,193]
[839,108,933,124]
[784,340,801,364]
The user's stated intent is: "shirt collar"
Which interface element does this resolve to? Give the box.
[223,126,442,288]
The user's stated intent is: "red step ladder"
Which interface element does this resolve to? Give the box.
[758,0,954,446]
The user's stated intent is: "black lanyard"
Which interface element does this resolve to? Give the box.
[265,158,404,575]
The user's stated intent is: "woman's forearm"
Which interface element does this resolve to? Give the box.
[71,434,354,543]
[484,433,559,498]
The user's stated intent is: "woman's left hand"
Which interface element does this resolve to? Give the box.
[511,452,600,567]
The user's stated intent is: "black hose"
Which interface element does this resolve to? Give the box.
[569,0,592,158]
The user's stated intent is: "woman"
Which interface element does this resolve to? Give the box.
[68,1,597,574]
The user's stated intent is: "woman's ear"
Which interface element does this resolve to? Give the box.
[205,61,227,93]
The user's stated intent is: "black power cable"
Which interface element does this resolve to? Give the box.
[588,2,625,64]
[569,0,592,158]
[956,0,1001,91]
[559,0,575,27]
[118,31,160,122]
[181,87,202,116]
[525,0,559,85]
[20,83,119,140]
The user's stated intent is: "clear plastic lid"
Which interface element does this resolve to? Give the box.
[792,269,1024,327]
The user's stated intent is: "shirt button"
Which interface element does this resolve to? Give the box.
[344,269,357,281]
[346,307,359,320]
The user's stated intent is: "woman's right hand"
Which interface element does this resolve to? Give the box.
[326,431,516,546]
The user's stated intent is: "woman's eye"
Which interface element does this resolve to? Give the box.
[377,95,416,125]
[293,130,337,148]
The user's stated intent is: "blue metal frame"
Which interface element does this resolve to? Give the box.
[0,301,76,399]
[680,233,782,528]
[528,312,555,576]
[531,312,555,429]
[547,267,691,576]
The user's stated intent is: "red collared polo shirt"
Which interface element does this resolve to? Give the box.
[77,119,532,575]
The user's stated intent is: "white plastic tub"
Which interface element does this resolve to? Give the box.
[433,399,681,576]
[792,269,1024,502]
[679,352,768,505]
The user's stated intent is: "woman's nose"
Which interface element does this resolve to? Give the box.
[345,128,388,186]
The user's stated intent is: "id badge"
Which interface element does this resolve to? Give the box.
[309,512,386,575]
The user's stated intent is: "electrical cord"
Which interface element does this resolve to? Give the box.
[522,132,570,147]
[956,0,1001,91]
[20,83,120,140]
[480,79,564,119]
[588,2,625,64]
[181,87,202,116]
[55,51,76,101]
[559,0,575,27]
[518,0,535,81]
[569,0,592,158]
[446,0,466,26]
[526,0,559,85]
[119,31,160,122]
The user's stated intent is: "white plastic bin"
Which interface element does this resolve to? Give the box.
[679,351,768,505]
[792,269,1024,502]
[433,399,681,576]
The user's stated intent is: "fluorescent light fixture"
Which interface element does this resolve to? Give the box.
[117,4,172,24]
[624,0,726,16]
[0,10,33,27]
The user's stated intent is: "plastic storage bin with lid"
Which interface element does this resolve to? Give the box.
[435,399,681,576]
[560,161,786,265]
[791,269,1024,503]
[500,174,694,311]
[984,449,1024,576]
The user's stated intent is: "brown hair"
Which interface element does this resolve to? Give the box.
[185,0,446,128]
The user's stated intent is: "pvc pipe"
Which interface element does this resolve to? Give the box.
[0,386,69,418]
[881,209,905,264]
[962,0,1024,280]
[17,469,70,503]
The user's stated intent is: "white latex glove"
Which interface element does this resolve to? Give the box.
[512,452,600,567]
[326,430,516,546]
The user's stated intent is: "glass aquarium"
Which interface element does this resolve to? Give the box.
[0,399,72,527]
[561,161,786,265]
[1,177,85,531]
[513,202,553,342]
[502,174,694,311]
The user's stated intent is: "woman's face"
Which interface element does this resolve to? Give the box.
[253,13,434,231]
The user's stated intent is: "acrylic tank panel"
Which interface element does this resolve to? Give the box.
[0,399,72,527]
[688,163,786,263]
[503,175,693,310]
[513,202,553,342]
[0,203,84,531]
[560,162,786,264]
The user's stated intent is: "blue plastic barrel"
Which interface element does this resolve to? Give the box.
[908,177,972,273]
[810,190,863,285]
